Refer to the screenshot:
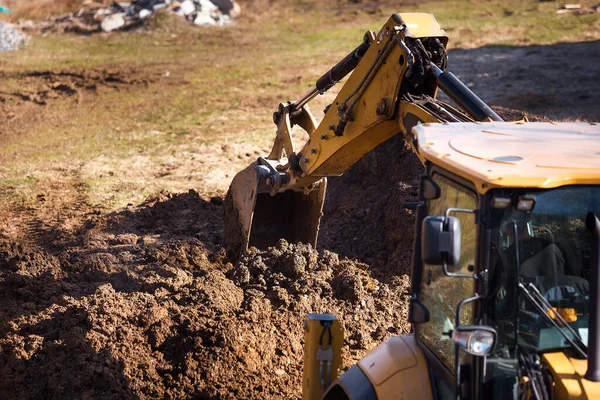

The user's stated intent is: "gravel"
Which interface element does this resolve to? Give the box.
[0,21,27,52]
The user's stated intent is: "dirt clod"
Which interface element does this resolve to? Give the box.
[0,186,410,399]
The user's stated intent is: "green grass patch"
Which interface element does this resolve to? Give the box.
[0,0,598,212]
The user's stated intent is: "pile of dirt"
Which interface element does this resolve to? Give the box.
[0,189,410,399]
[319,134,421,280]
[0,66,552,398]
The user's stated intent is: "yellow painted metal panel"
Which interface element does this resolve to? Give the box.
[299,18,410,176]
[412,122,600,194]
[358,334,433,399]
[302,314,343,400]
[543,352,600,400]
[399,13,447,40]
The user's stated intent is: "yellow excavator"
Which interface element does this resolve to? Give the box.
[223,13,600,400]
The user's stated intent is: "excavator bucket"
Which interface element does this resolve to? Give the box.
[224,161,327,263]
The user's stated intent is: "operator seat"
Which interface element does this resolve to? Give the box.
[518,239,566,278]
[514,238,589,302]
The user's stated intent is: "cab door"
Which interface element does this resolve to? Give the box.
[415,171,479,399]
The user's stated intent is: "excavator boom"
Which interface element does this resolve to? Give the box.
[224,13,502,261]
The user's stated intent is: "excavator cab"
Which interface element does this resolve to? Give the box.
[318,123,600,400]
[320,142,600,400]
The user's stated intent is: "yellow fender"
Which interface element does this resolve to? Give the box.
[322,334,433,399]
[543,352,600,400]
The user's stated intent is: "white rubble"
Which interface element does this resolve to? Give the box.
[0,21,28,52]
[178,0,197,16]
[101,13,126,32]
[139,9,152,19]
[21,0,242,34]
[194,12,220,26]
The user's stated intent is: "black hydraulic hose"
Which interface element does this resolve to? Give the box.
[430,64,503,122]
[585,212,600,381]
[514,223,521,355]
[315,40,371,94]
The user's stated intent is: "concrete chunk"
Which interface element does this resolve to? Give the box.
[101,13,126,32]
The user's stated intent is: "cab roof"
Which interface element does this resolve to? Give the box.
[412,121,600,194]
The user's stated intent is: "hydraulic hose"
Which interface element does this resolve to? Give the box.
[315,40,371,94]
[430,63,503,122]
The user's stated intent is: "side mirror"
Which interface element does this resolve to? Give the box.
[422,177,441,200]
[422,216,461,266]
[451,325,497,357]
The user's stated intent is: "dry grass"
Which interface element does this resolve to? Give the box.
[2,0,321,21]
[0,0,599,238]
[4,0,92,20]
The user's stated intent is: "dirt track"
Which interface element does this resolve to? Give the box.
[1,33,600,399]
[447,40,600,121]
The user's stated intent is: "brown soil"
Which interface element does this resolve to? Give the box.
[0,104,543,399]
[0,190,410,399]
[0,67,159,136]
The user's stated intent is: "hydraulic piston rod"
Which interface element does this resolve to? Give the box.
[430,63,503,122]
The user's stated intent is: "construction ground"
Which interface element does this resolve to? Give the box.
[0,0,599,398]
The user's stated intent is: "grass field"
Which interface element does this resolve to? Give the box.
[1,0,599,225]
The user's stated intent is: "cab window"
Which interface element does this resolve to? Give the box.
[417,174,477,372]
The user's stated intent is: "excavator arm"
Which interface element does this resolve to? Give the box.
[224,13,502,261]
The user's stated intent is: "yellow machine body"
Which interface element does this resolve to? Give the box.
[542,353,600,400]
[411,121,600,194]
[223,10,600,400]
[298,12,448,180]
[224,12,454,261]
[357,335,433,399]
[321,334,433,400]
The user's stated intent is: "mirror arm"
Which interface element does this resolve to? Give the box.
[455,294,482,333]
[443,260,478,279]
[444,207,477,224]
[454,294,483,400]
